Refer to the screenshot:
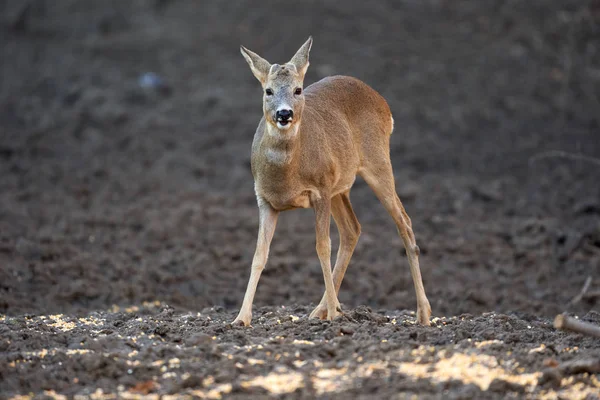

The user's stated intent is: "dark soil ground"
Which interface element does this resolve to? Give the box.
[1,0,600,398]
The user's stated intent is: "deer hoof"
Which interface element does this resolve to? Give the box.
[326,307,343,321]
[309,302,342,320]
[232,315,252,327]
[416,304,431,326]
[309,304,328,320]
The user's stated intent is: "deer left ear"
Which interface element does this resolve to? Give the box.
[289,36,312,77]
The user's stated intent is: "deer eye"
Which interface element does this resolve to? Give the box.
[265,88,273,96]
[294,88,302,95]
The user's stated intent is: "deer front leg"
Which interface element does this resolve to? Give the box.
[311,195,342,321]
[232,198,279,327]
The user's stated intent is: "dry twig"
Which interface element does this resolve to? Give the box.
[568,276,592,305]
[541,358,600,386]
[554,313,600,338]
[558,358,600,375]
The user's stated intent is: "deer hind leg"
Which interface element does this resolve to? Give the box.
[310,191,361,319]
[311,194,342,321]
[359,162,431,326]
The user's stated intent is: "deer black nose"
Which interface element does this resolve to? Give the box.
[276,109,293,121]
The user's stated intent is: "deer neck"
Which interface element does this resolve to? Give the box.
[262,122,301,167]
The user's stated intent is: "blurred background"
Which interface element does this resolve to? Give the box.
[1,0,599,319]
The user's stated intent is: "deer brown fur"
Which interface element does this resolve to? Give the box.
[233,37,431,327]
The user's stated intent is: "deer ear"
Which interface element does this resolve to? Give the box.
[289,36,312,77]
[240,46,271,85]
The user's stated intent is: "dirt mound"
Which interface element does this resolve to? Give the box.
[2,304,599,398]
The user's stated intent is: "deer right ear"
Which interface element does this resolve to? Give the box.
[240,46,271,85]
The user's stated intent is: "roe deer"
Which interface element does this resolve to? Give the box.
[232,37,431,327]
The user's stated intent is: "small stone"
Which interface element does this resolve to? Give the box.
[488,378,525,393]
[339,325,355,335]
[180,374,204,389]
[543,358,559,368]
[185,333,213,347]
[15,238,42,260]
[539,368,563,387]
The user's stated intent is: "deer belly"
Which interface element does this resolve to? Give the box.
[267,192,311,211]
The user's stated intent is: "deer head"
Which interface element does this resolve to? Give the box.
[241,37,313,131]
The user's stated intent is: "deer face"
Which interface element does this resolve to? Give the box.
[241,37,312,131]
[263,64,305,130]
